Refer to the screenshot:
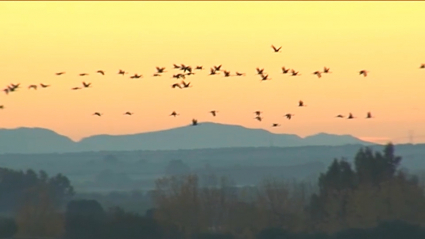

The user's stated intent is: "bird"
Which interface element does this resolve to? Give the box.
[192,119,198,126]
[130,74,142,79]
[210,110,218,117]
[347,113,355,119]
[173,64,180,69]
[336,114,344,118]
[256,68,264,75]
[181,81,191,88]
[82,82,91,88]
[223,71,231,77]
[272,123,280,127]
[118,69,126,75]
[214,65,222,71]
[56,72,65,75]
[124,112,133,116]
[71,87,81,90]
[366,112,373,119]
[359,70,368,77]
[298,100,306,107]
[79,73,88,76]
[153,73,162,77]
[97,70,105,75]
[313,71,322,78]
[282,67,290,74]
[0,105,3,109]
[170,111,179,117]
[255,116,262,122]
[290,70,300,76]
[236,72,245,76]
[254,111,262,116]
[195,66,203,70]
[209,68,218,75]
[284,114,294,120]
[271,45,282,53]
[260,74,270,81]
[40,83,50,88]
[93,112,102,116]
[323,67,331,73]
[172,83,182,89]
[28,85,37,90]
[420,64,425,69]
[3,89,9,94]
[156,67,166,73]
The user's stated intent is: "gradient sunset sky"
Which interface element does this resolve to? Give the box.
[1,1,425,144]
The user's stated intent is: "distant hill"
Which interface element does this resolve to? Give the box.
[0,122,374,154]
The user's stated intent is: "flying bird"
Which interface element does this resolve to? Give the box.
[172,83,182,89]
[348,113,355,119]
[298,100,306,107]
[56,72,65,75]
[181,81,191,88]
[290,70,300,76]
[214,65,222,71]
[359,70,368,77]
[323,67,331,73]
[173,64,180,69]
[284,114,294,120]
[93,112,102,116]
[124,112,133,116]
[271,45,282,53]
[282,67,290,74]
[71,87,81,90]
[0,105,3,109]
[118,69,126,75]
[336,114,344,118]
[28,85,37,90]
[79,73,88,76]
[209,68,218,75]
[420,64,425,69]
[256,68,264,75]
[97,70,105,75]
[82,82,91,88]
[195,66,203,70]
[130,74,142,79]
[40,83,50,88]
[210,110,218,117]
[313,71,322,78]
[170,111,179,117]
[255,116,262,122]
[272,123,280,127]
[254,111,262,116]
[260,74,270,81]
[236,72,245,76]
[223,71,231,77]
[156,67,166,73]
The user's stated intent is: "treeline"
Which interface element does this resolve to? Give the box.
[2,143,425,239]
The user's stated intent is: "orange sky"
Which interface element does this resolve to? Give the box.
[1,1,425,144]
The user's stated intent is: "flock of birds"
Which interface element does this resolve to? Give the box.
[2,45,425,128]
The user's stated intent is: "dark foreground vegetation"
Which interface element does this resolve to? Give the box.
[1,143,425,239]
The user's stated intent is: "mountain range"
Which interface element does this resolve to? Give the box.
[0,122,374,154]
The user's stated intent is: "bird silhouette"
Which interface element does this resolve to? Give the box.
[272,123,280,127]
[214,65,222,71]
[271,45,282,53]
[290,70,300,76]
[284,114,294,120]
[153,73,161,77]
[97,70,105,75]
[28,85,37,90]
[254,111,262,116]
[235,72,245,76]
[130,74,142,79]
[209,68,218,75]
[420,64,425,69]
[313,71,322,78]
[156,67,166,73]
[366,112,373,119]
[195,66,203,70]
[172,83,182,89]
[0,105,3,109]
[93,112,102,116]
[124,112,133,116]
[255,116,262,122]
[323,67,331,73]
[336,114,344,118]
[282,67,290,74]
[181,81,191,88]
[82,82,91,88]
[210,110,218,117]
[173,64,180,69]
[359,70,368,77]
[170,111,179,117]
[118,69,126,75]
[256,68,264,75]
[71,87,81,90]
[223,71,231,77]
[260,74,270,81]
[79,73,88,76]
[298,100,306,107]
[192,119,198,126]
[56,72,65,75]
[40,83,50,88]
[348,113,355,119]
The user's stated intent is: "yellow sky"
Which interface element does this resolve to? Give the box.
[1,1,425,144]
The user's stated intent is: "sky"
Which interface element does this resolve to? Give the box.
[1,1,425,144]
